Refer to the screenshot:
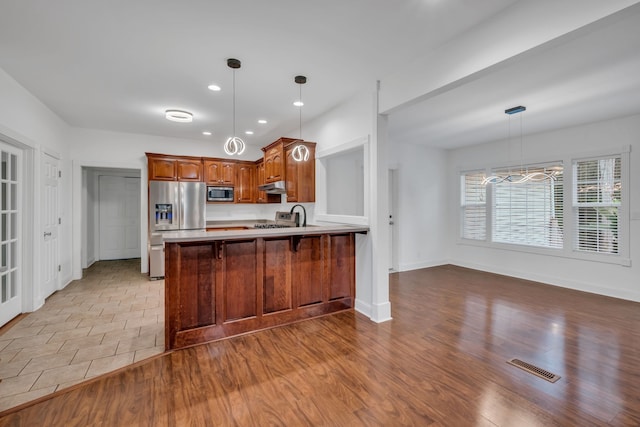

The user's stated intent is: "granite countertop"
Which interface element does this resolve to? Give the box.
[161,223,369,243]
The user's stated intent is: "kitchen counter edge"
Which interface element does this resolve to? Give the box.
[162,225,369,242]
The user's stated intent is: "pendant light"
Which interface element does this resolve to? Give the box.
[292,75,310,162]
[482,106,557,185]
[223,58,246,156]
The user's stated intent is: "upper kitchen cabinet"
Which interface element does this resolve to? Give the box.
[284,141,316,203]
[204,159,236,186]
[262,137,299,183]
[235,162,255,203]
[254,159,280,204]
[147,153,203,181]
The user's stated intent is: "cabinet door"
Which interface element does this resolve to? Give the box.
[235,164,254,203]
[149,158,177,181]
[221,240,257,321]
[264,146,283,183]
[263,238,292,313]
[256,162,266,203]
[285,146,298,202]
[177,159,202,181]
[220,162,236,185]
[295,236,323,306]
[327,234,354,300]
[204,161,220,183]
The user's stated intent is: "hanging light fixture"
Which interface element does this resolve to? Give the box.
[482,106,557,185]
[223,58,246,156]
[292,75,310,162]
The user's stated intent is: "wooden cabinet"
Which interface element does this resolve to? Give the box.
[164,232,356,350]
[255,159,280,204]
[284,141,316,203]
[177,159,203,181]
[263,145,284,183]
[147,153,203,181]
[204,159,236,185]
[235,162,255,203]
[262,137,299,183]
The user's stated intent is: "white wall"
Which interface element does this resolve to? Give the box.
[0,68,72,312]
[301,88,392,322]
[447,113,640,302]
[388,142,449,271]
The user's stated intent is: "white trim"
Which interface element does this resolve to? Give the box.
[370,302,392,323]
[73,159,147,280]
[354,298,371,317]
[451,259,640,303]
[315,136,369,159]
[398,259,449,272]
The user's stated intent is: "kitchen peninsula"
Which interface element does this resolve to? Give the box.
[163,224,368,350]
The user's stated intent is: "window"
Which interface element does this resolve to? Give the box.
[492,163,564,249]
[573,156,621,254]
[460,171,486,240]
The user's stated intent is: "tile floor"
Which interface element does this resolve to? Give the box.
[0,259,164,412]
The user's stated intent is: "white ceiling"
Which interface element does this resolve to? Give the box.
[387,3,640,149]
[1,1,639,150]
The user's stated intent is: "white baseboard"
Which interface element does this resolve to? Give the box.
[354,298,371,317]
[397,259,449,272]
[451,260,640,303]
[355,299,393,323]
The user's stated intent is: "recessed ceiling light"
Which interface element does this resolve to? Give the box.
[165,110,193,123]
[245,130,254,135]
[293,101,304,107]
[258,119,267,124]
[208,84,221,91]
[202,131,212,136]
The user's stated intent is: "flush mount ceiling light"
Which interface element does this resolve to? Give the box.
[165,109,193,123]
[223,58,246,156]
[482,106,558,185]
[291,75,310,162]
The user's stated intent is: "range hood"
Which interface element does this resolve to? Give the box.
[258,180,286,194]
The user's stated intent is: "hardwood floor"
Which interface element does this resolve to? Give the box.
[0,265,639,426]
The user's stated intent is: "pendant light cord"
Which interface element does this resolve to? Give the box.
[299,83,302,139]
[232,69,237,137]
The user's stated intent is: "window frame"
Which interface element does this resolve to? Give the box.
[457,146,630,266]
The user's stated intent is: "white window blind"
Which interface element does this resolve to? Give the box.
[492,163,563,248]
[460,171,486,240]
[573,156,621,254]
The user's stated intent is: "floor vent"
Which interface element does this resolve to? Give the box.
[507,358,561,383]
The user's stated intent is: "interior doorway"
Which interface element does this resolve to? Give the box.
[82,168,141,268]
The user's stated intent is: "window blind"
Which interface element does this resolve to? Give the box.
[492,163,563,248]
[460,171,486,240]
[573,156,621,254]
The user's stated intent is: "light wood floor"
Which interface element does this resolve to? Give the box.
[1,265,639,426]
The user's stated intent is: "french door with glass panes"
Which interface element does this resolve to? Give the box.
[0,142,21,326]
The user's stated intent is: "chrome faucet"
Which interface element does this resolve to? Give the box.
[290,204,307,227]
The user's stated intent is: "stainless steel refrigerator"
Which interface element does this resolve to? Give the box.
[148,181,206,278]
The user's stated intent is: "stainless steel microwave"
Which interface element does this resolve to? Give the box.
[207,186,234,202]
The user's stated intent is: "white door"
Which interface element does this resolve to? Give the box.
[99,175,140,260]
[0,142,21,326]
[42,153,59,299]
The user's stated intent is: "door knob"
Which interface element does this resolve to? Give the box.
[44,232,52,237]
